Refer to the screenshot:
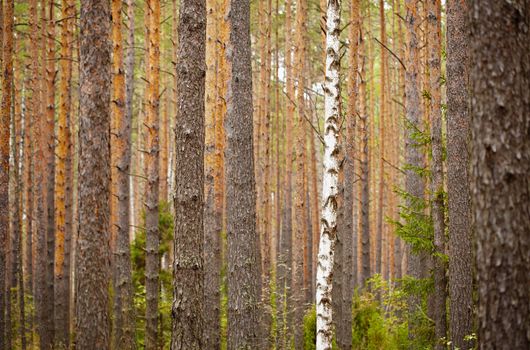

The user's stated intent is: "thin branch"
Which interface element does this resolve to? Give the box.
[373,37,406,71]
[281,89,325,145]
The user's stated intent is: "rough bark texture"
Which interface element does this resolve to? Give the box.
[376,0,387,277]
[225,0,263,348]
[111,0,136,347]
[358,19,371,286]
[0,0,13,346]
[76,0,112,346]
[54,0,74,345]
[203,0,221,347]
[258,0,273,344]
[293,0,308,347]
[427,1,447,348]
[469,1,530,349]
[338,1,360,347]
[446,1,473,348]
[171,0,206,348]
[404,0,427,342]
[316,1,341,349]
[278,0,293,345]
[144,0,161,346]
[43,1,56,347]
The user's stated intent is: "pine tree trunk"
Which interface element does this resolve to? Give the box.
[316,1,341,349]
[13,58,26,350]
[469,1,530,349]
[75,0,112,346]
[171,0,206,348]
[426,1,447,348]
[144,0,161,346]
[338,1,360,347]
[111,0,136,346]
[0,0,13,345]
[358,13,371,286]
[43,1,56,345]
[376,0,387,277]
[258,0,273,344]
[225,0,263,348]
[278,0,294,345]
[404,0,427,343]
[293,0,308,347]
[446,1,473,348]
[54,0,74,345]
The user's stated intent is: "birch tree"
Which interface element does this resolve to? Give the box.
[316,1,341,348]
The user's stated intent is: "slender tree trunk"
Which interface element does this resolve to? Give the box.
[13,57,26,350]
[43,1,56,347]
[376,0,387,277]
[338,1,360,347]
[293,0,308,347]
[27,0,42,346]
[171,0,206,348]
[54,0,75,345]
[316,1,341,349]
[259,0,273,344]
[225,0,263,348]
[426,1,447,348]
[469,2,530,349]
[111,0,136,346]
[0,0,13,345]
[203,1,221,348]
[404,0,427,344]
[278,0,294,345]
[75,0,112,346]
[446,1,473,349]
[358,10,371,286]
[144,0,161,346]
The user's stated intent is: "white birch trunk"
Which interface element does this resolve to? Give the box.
[316,1,341,349]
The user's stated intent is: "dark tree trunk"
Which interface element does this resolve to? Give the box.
[0,0,14,346]
[469,1,530,349]
[446,1,473,348]
[171,0,206,348]
[75,0,112,346]
[225,0,263,348]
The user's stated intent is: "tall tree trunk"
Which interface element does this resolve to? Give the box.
[404,0,427,343]
[376,0,387,277]
[338,0,360,347]
[43,1,56,347]
[258,0,273,344]
[427,1,447,348]
[144,0,161,346]
[358,9,371,286]
[55,0,75,345]
[316,1,341,349]
[0,0,13,345]
[293,0,308,347]
[171,0,206,348]
[446,1,473,348]
[27,0,43,346]
[469,1,530,349]
[111,0,136,346]
[13,56,27,350]
[203,1,221,348]
[76,0,112,346]
[278,0,294,345]
[225,0,263,348]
